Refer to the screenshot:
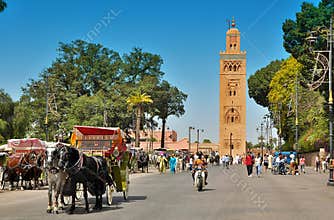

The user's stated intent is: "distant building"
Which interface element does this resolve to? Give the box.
[129,129,219,153]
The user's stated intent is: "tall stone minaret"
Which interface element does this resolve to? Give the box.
[219,18,246,157]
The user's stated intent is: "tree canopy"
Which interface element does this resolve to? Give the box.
[248,60,283,107]
[0,0,6,13]
[3,40,187,143]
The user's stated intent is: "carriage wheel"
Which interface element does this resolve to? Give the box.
[106,184,113,206]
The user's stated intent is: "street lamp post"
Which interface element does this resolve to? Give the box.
[328,15,333,186]
[229,133,233,156]
[307,14,334,186]
[45,76,49,142]
[295,72,299,152]
[188,126,194,152]
[196,129,204,153]
[261,122,264,158]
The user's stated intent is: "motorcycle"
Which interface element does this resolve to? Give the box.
[194,166,205,191]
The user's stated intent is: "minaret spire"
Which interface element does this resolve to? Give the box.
[231,17,236,28]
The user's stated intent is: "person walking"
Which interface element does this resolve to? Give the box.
[263,154,269,172]
[315,155,320,172]
[268,153,273,171]
[189,155,194,171]
[169,154,177,174]
[255,153,262,177]
[300,156,306,174]
[158,153,168,174]
[245,152,253,177]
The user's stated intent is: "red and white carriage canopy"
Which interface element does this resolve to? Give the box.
[7,138,46,155]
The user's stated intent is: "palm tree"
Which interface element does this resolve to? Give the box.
[0,0,7,13]
[126,92,153,148]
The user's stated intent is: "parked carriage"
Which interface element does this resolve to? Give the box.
[70,126,131,205]
[0,138,46,190]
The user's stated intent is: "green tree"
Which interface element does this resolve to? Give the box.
[268,57,302,146]
[268,57,327,151]
[12,95,33,138]
[282,0,334,90]
[248,60,283,107]
[153,81,187,148]
[24,40,123,139]
[203,139,211,143]
[0,0,6,13]
[0,89,14,143]
[126,92,153,148]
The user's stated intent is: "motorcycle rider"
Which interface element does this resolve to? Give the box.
[192,152,208,185]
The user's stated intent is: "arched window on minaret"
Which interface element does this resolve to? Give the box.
[225,108,240,124]
[224,65,228,72]
[233,65,237,72]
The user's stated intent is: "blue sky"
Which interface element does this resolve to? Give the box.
[0,0,320,144]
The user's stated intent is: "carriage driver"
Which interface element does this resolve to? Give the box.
[192,152,208,185]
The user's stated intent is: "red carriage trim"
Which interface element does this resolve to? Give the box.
[74,126,119,135]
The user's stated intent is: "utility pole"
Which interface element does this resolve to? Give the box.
[188,126,194,152]
[328,14,334,186]
[196,129,204,153]
[229,133,233,156]
[45,76,49,142]
[295,72,299,152]
[261,122,264,158]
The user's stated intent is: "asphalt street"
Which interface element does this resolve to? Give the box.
[0,165,333,220]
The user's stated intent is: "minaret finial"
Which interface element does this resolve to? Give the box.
[231,17,236,28]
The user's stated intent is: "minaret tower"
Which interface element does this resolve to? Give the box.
[219,18,246,157]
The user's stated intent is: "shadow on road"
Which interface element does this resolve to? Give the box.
[112,195,147,204]
[203,188,216,192]
[60,205,123,215]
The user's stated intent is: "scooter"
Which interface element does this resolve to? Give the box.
[194,167,205,191]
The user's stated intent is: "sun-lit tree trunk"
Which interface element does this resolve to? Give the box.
[161,118,166,148]
[135,106,142,148]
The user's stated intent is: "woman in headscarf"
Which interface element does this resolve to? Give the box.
[169,154,177,174]
[158,153,167,174]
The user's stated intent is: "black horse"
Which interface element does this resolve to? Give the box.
[58,146,112,214]
[137,151,149,173]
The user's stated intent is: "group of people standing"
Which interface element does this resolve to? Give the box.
[244,151,309,177]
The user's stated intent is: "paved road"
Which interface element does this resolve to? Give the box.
[0,165,333,220]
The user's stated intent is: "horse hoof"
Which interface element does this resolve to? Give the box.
[55,210,59,214]
[46,209,52,214]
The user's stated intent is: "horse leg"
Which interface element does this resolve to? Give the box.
[83,183,89,213]
[68,193,76,214]
[99,194,103,209]
[47,185,53,213]
[20,175,25,191]
[68,180,76,214]
[54,189,60,214]
[93,195,99,210]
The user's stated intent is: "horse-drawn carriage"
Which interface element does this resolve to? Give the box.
[70,126,131,205]
[0,138,46,190]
